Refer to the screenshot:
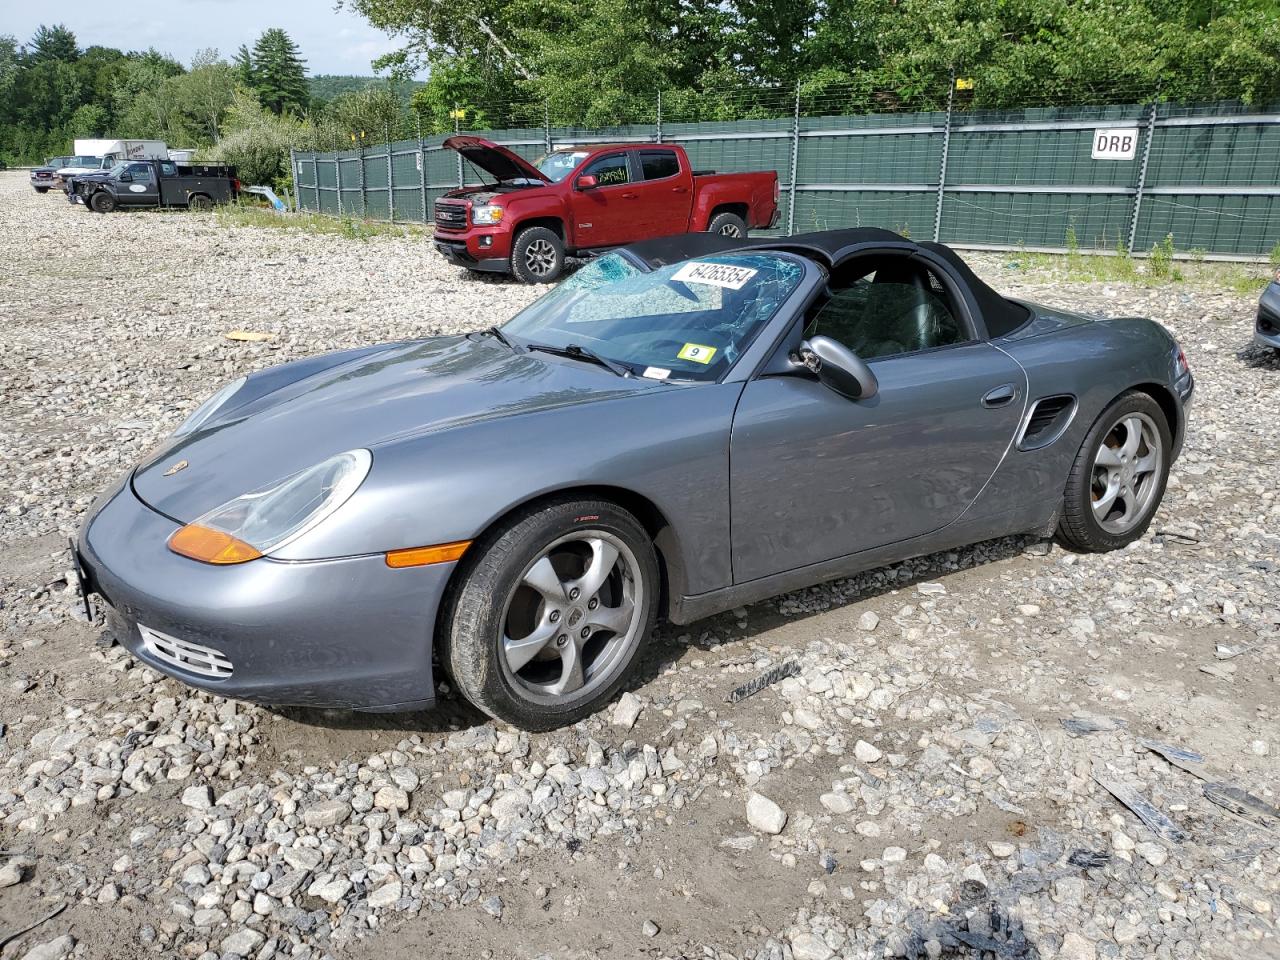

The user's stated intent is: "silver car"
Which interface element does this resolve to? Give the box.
[75,229,1194,729]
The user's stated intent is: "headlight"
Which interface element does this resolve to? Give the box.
[173,376,247,438]
[167,449,372,564]
[471,204,504,225]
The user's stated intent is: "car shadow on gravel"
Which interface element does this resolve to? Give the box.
[262,533,1039,737]
[1237,343,1280,369]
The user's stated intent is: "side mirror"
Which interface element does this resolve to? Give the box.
[576,174,598,190]
[798,335,879,400]
[119,173,132,182]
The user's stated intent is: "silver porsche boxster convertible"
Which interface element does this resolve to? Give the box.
[75,229,1194,729]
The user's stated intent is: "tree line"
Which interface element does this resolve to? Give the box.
[0,24,414,186]
[357,0,1280,129]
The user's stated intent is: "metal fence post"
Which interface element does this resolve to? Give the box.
[1127,99,1158,255]
[334,155,343,217]
[288,148,298,211]
[933,73,956,243]
[417,115,428,224]
[386,123,395,222]
[358,145,367,218]
[454,106,464,188]
[656,90,663,143]
[786,82,800,235]
[544,101,553,154]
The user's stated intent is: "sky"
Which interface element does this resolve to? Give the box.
[2,0,421,77]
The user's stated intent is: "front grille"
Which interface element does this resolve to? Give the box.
[138,624,233,679]
[434,201,468,231]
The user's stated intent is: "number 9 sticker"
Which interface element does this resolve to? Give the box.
[677,342,717,364]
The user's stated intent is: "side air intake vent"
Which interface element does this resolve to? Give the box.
[1018,395,1076,450]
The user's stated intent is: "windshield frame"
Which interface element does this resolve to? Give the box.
[501,249,820,384]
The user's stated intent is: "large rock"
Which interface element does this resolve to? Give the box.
[303,799,352,829]
[19,937,76,960]
[221,928,265,955]
[790,932,834,960]
[746,792,787,835]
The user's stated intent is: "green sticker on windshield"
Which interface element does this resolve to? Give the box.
[677,342,717,364]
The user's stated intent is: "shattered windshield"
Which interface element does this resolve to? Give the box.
[502,252,805,381]
[535,150,590,183]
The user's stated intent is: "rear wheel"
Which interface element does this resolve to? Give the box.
[34,187,49,194]
[707,210,748,238]
[89,191,116,214]
[1058,391,1171,552]
[188,194,213,211]
[511,226,565,283]
[442,498,659,729]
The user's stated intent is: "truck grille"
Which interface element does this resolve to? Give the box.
[138,624,233,679]
[434,201,468,231]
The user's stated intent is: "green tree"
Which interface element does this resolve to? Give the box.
[248,29,308,115]
[175,50,241,140]
[29,24,79,63]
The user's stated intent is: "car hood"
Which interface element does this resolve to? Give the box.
[132,335,658,521]
[443,136,550,185]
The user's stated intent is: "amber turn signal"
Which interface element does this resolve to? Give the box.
[385,540,471,568]
[168,524,263,565]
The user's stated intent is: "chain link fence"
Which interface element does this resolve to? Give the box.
[292,77,1280,260]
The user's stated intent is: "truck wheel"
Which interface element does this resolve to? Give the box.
[34,187,50,194]
[89,192,117,214]
[511,227,564,283]
[188,194,213,211]
[707,211,748,238]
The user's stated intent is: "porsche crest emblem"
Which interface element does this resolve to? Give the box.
[163,459,189,477]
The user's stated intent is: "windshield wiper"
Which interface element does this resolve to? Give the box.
[527,342,631,378]
[481,325,517,349]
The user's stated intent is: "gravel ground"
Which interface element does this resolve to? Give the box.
[1,169,1278,960]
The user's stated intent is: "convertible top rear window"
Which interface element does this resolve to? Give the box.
[503,252,804,380]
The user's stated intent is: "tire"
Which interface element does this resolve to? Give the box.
[707,210,748,238]
[89,191,116,214]
[34,187,49,194]
[1057,390,1171,552]
[188,194,213,211]
[442,498,660,730]
[510,226,564,283]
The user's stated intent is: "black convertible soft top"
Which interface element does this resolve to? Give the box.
[620,228,1029,339]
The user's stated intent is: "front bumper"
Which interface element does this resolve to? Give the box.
[77,481,448,712]
[1256,284,1280,350]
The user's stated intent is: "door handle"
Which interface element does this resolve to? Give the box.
[672,186,688,194]
[621,192,638,199]
[982,384,1018,408]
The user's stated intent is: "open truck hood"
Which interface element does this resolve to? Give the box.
[443,136,550,185]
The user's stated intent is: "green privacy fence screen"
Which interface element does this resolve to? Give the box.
[292,97,1280,260]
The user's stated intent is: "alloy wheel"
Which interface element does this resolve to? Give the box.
[524,239,557,277]
[718,223,742,237]
[1090,411,1163,534]
[499,531,643,702]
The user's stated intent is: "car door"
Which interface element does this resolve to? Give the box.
[728,253,1026,583]
[628,149,693,237]
[571,152,638,248]
[119,162,159,206]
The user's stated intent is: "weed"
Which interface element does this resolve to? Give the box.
[1149,233,1181,280]
[215,202,425,240]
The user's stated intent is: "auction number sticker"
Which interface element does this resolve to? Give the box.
[677,343,717,364]
[671,261,758,289]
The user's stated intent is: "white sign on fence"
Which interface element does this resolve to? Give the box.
[1091,128,1139,160]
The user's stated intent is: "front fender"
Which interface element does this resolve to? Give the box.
[273,383,744,597]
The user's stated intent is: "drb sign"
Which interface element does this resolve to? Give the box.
[1091,128,1139,160]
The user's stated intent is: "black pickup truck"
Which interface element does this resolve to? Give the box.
[69,159,239,212]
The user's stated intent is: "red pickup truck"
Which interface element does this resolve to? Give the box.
[433,137,779,282]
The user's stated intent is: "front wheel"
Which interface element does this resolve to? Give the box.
[707,211,748,238]
[1057,391,1171,552]
[442,498,659,729]
[510,226,565,283]
[89,191,116,214]
[34,187,50,194]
